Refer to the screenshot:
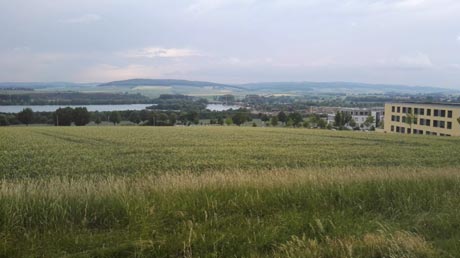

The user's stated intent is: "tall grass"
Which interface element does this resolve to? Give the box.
[1,168,460,257]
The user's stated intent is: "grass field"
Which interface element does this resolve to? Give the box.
[1,127,460,257]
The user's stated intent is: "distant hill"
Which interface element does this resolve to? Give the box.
[240,81,455,94]
[98,79,244,90]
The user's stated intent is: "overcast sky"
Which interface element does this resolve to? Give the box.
[0,0,459,87]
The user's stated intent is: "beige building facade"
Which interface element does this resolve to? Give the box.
[384,102,460,137]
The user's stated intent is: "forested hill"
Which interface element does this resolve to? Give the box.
[98,79,243,89]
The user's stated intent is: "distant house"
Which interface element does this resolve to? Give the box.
[384,102,460,136]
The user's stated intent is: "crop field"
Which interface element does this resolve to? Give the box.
[1,127,460,257]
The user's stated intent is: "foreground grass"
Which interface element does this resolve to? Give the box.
[1,127,460,257]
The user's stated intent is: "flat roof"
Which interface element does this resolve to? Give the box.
[386,102,460,108]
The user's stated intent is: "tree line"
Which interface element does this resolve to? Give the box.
[1,108,331,128]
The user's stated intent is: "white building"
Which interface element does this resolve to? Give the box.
[327,107,384,129]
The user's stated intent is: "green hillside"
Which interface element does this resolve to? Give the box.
[1,127,459,257]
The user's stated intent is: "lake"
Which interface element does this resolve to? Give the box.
[206,104,242,111]
[0,104,155,113]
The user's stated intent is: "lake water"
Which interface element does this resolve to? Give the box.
[206,104,242,111]
[0,104,155,113]
[0,103,243,113]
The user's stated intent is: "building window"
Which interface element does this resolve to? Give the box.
[448,110,453,118]
[396,126,400,133]
[391,125,395,132]
[426,131,431,135]
[427,109,431,116]
[397,107,401,113]
[420,118,425,125]
[412,129,417,134]
[434,109,439,116]
[419,130,423,135]
[447,122,452,129]
[440,121,445,128]
[426,119,431,126]
[414,118,417,125]
[433,120,438,127]
[414,108,419,115]
[441,110,446,117]
[420,108,425,115]
[392,106,395,112]
[396,116,400,122]
[402,107,407,113]
[391,115,395,122]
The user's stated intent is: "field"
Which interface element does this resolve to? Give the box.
[1,127,460,257]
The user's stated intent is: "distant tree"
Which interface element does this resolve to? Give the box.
[95,116,102,125]
[334,111,352,129]
[54,107,74,126]
[128,112,141,124]
[73,107,90,126]
[317,119,327,129]
[252,122,257,127]
[288,112,303,127]
[404,112,417,133]
[168,113,177,126]
[271,116,279,127]
[277,111,287,124]
[17,108,34,126]
[260,114,270,122]
[349,118,356,127]
[285,118,293,127]
[217,117,224,125]
[156,113,169,126]
[232,112,249,126]
[225,117,233,126]
[363,115,375,128]
[0,114,9,126]
[109,111,121,125]
[302,120,310,128]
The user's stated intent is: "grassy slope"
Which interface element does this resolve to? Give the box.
[1,127,460,257]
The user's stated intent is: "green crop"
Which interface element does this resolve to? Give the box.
[0,127,459,257]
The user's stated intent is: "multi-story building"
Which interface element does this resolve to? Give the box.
[384,102,460,136]
[327,107,384,128]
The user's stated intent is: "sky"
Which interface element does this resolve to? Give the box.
[0,0,460,88]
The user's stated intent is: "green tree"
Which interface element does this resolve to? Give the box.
[232,112,249,126]
[317,119,327,129]
[217,117,224,125]
[225,117,233,126]
[271,116,279,127]
[404,112,417,133]
[363,115,375,128]
[260,114,270,122]
[128,112,141,124]
[286,118,294,127]
[0,114,9,126]
[54,107,74,126]
[109,111,121,125]
[277,111,287,124]
[288,112,303,127]
[73,107,90,126]
[17,108,34,126]
[302,120,310,128]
